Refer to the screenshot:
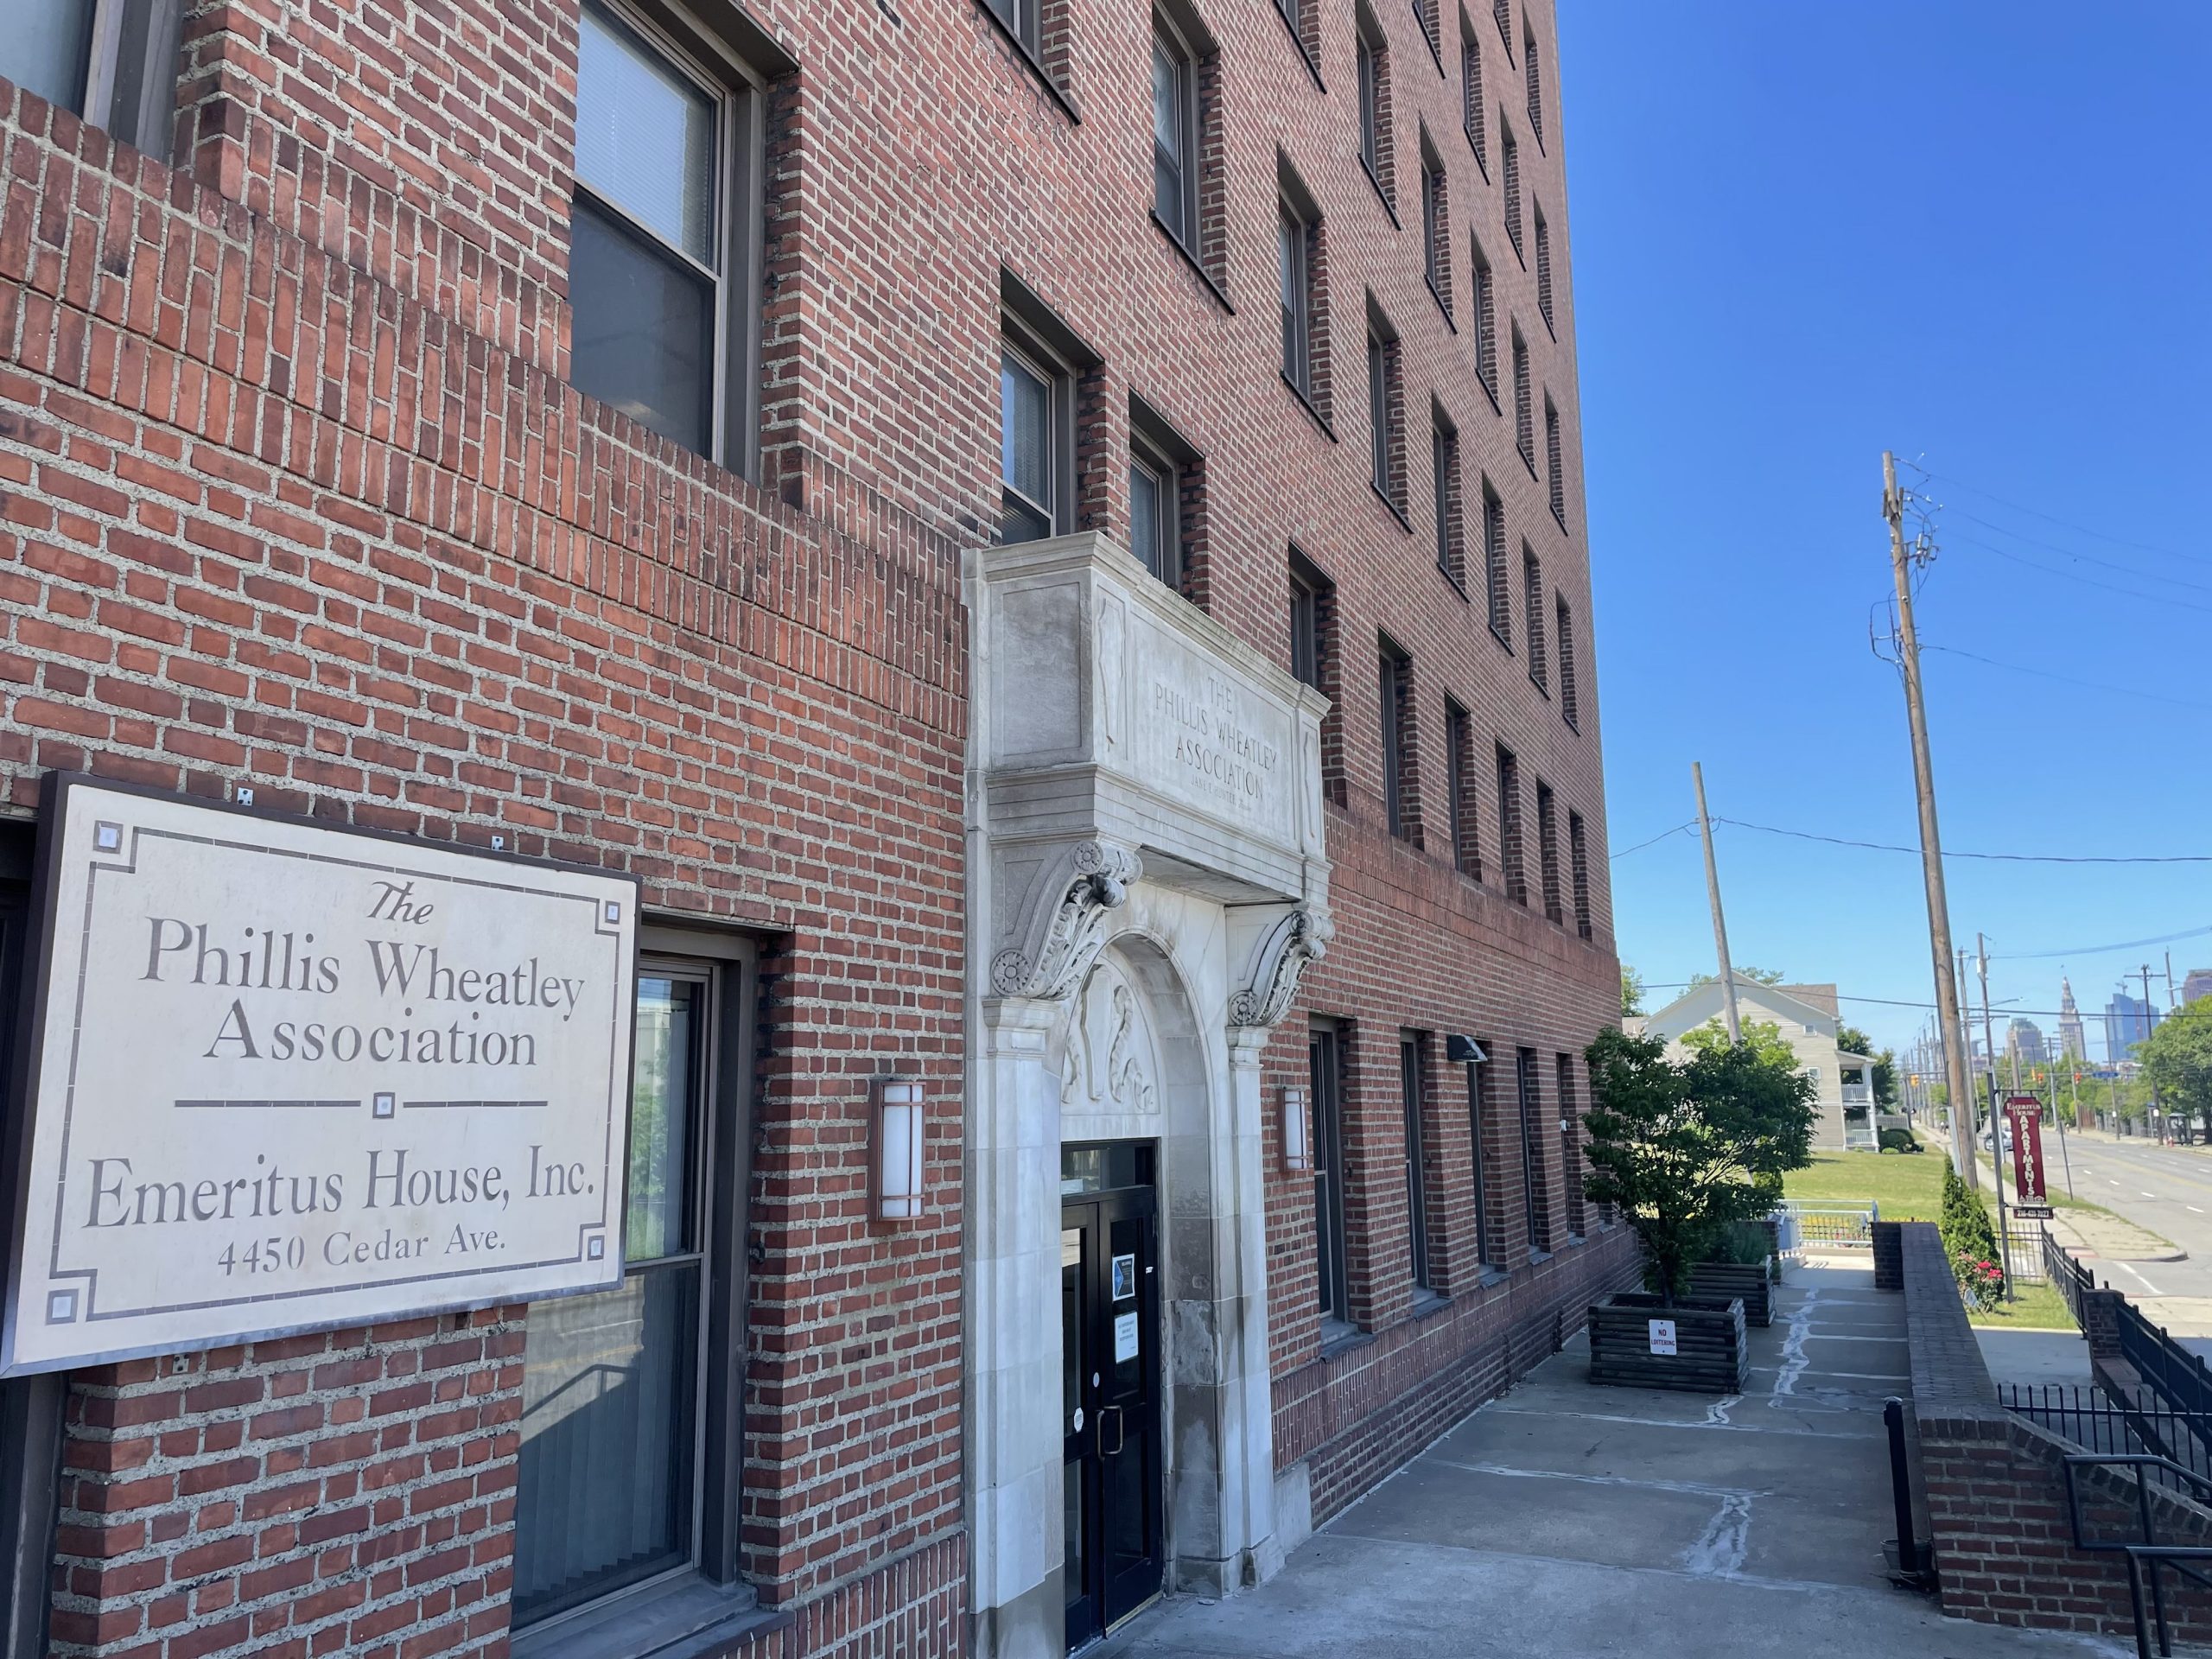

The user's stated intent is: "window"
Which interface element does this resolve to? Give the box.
[1501,120,1522,260]
[1524,21,1543,143]
[1482,480,1510,645]
[1493,0,1512,50]
[1000,321,1074,543]
[4,0,182,155]
[1516,1046,1551,1255]
[1546,397,1566,524]
[1557,1054,1583,1239]
[1311,1022,1352,1336]
[1536,779,1561,924]
[1496,743,1524,904]
[1432,413,1461,583]
[1523,547,1547,690]
[1556,594,1579,729]
[1152,13,1199,247]
[1568,808,1592,939]
[986,0,1041,53]
[1534,204,1554,332]
[1467,1054,1499,1270]
[1279,202,1313,396]
[1402,1033,1433,1293]
[1412,0,1440,58]
[1128,431,1180,588]
[515,943,753,1631]
[1356,15,1389,200]
[570,1,770,472]
[1446,700,1479,879]
[1511,326,1533,470]
[1461,29,1485,169]
[1289,552,1326,691]
[1380,640,1414,841]
[1471,237,1497,399]
[1366,319,1401,509]
[1421,150,1447,306]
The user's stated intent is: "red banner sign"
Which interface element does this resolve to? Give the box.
[2005,1096,2048,1205]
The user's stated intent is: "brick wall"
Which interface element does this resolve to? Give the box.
[1897,1220,2212,1640]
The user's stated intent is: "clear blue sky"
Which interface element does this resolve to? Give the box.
[1560,3,2212,1065]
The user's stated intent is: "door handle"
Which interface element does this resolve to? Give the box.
[1096,1404,1125,1458]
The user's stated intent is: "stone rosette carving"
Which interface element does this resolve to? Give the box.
[989,841,1143,1001]
[1227,906,1334,1030]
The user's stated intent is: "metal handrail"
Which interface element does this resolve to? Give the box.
[2062,1453,2212,1658]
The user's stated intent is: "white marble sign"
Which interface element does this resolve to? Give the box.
[0,779,637,1376]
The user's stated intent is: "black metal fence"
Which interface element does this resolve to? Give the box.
[2120,1299,2212,1421]
[2048,1227,2094,1322]
[2002,1222,2048,1287]
[2003,1383,2212,1497]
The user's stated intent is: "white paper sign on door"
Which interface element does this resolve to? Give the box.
[1114,1310,1140,1362]
[1647,1319,1678,1357]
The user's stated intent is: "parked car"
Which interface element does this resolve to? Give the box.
[1980,1122,2014,1155]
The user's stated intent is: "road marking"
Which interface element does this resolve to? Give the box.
[2115,1261,2163,1296]
[2189,1205,2204,1215]
[2143,1191,2159,1198]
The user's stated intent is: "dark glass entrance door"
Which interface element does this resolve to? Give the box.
[1061,1154,1162,1649]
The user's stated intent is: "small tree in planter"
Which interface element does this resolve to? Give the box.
[1580,1028,1818,1389]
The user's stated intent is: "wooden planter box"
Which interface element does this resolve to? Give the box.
[1587,1294,1749,1394]
[1688,1260,1774,1327]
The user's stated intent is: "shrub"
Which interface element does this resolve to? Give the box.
[1938,1156,2005,1301]
[1878,1127,1920,1154]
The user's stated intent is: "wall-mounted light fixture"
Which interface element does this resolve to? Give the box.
[1281,1085,1313,1175]
[874,1078,926,1222]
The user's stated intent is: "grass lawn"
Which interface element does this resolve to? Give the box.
[1783,1145,2078,1331]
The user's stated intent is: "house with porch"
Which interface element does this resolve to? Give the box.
[1632,979,1881,1151]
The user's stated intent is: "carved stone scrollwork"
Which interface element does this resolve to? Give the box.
[1227,906,1335,1030]
[989,841,1143,1001]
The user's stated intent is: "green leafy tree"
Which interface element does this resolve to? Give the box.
[1687,965,1787,990]
[1621,965,1647,1020]
[1681,1015,1801,1074]
[1581,1027,1819,1305]
[2142,998,2212,1141]
[1837,1024,1900,1110]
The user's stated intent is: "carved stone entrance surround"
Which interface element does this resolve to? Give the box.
[966,533,1331,1658]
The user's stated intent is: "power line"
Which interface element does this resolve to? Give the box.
[1714,817,2212,866]
[1916,467,2208,564]
[1945,505,2212,585]
[1993,924,2212,963]
[1610,821,1696,861]
[1944,530,2212,617]
[1922,643,2212,712]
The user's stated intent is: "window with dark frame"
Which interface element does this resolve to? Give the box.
[1471,237,1497,398]
[1000,321,1073,543]
[1493,0,1512,51]
[1523,546,1547,690]
[1367,323,1400,507]
[514,945,753,1632]
[1421,150,1447,307]
[1402,1033,1433,1293]
[1512,326,1534,470]
[1534,204,1554,332]
[1535,779,1561,925]
[1556,593,1579,729]
[986,0,1041,53]
[4,0,184,156]
[1356,19,1388,197]
[1557,1054,1584,1239]
[1279,201,1313,396]
[1568,807,1592,939]
[1461,28,1484,168]
[1467,1052,1498,1270]
[1546,399,1567,525]
[1524,21,1543,143]
[1501,119,1522,259]
[1432,415,1461,584]
[1128,428,1182,589]
[1289,553,1327,692]
[1516,1046,1551,1255]
[1380,641,1414,842]
[1482,480,1510,644]
[1496,742,1524,904]
[1152,12,1200,249]
[569,0,772,474]
[1446,700,1479,879]
[1311,1022,1353,1335]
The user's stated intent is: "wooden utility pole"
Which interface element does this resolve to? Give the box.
[2144,963,2166,1142]
[1885,453,1980,1187]
[1692,761,1741,1044]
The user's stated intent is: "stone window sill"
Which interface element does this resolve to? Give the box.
[513,1576,782,1659]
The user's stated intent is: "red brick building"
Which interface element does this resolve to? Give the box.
[0,0,1628,1656]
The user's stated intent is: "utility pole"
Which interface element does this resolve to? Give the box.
[1976,934,2012,1301]
[1691,761,1741,1045]
[1885,452,1980,1187]
[2145,963,2166,1142]
[2058,1066,2076,1198]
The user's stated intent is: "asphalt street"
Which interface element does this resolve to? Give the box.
[2050,1134,2212,1301]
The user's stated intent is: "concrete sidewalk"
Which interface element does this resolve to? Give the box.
[1102,1261,2127,1659]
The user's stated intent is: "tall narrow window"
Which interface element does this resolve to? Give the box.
[1512,327,1534,471]
[1367,322,1400,506]
[1496,743,1524,904]
[1536,779,1561,924]
[1535,208,1555,334]
[1471,238,1497,399]
[1000,327,1071,543]
[1556,594,1579,729]
[1468,1055,1498,1269]
[1524,23,1543,144]
[1516,1046,1551,1255]
[1356,29,1384,187]
[1568,808,1592,939]
[572,0,768,472]
[1128,429,1182,588]
[1311,1022,1352,1333]
[1152,15,1199,247]
[1380,642,1414,841]
[1523,547,1547,690]
[1493,0,1512,49]
[988,0,1040,53]
[1402,1033,1433,1292]
[1483,481,1510,645]
[1546,397,1566,524]
[1557,1055,1583,1239]
[1501,121,1522,259]
[516,947,752,1627]
[1279,204,1312,394]
[1446,701,1479,879]
[1421,151,1446,305]
[1432,416,1461,583]
[1461,30,1485,169]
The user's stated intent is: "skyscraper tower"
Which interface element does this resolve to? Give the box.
[2058,976,2088,1063]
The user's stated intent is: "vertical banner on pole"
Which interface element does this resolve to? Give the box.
[2005,1096,2050,1212]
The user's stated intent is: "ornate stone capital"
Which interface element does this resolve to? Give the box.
[988,840,1142,1003]
[1227,906,1333,1030]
